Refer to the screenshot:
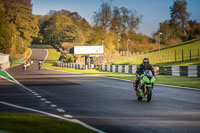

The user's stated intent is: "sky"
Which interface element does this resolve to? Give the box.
[32,0,200,36]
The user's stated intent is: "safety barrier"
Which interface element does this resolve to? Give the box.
[56,61,200,77]
[101,64,137,74]
[102,64,200,77]
[158,65,200,77]
[56,61,87,69]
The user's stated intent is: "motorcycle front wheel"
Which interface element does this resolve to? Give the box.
[146,87,152,102]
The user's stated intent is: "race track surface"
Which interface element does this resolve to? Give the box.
[1,47,200,133]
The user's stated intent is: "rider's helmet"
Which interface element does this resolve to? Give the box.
[39,61,42,64]
[143,58,149,67]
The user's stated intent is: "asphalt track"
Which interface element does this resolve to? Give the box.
[1,47,200,133]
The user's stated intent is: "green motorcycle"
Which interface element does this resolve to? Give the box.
[136,70,156,102]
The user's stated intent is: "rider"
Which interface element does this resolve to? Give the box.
[134,58,156,91]
[38,61,42,69]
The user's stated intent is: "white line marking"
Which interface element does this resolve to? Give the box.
[0,101,105,133]
[156,84,200,91]
[0,75,16,84]
[45,101,51,104]
[2,49,104,133]
[50,104,57,108]
[63,114,73,118]
[5,71,33,92]
[41,98,46,101]
[34,93,39,96]
[36,96,42,98]
[57,108,65,113]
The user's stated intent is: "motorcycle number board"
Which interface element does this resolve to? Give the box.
[74,46,104,54]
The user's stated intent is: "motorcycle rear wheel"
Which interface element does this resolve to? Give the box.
[137,96,143,100]
[146,87,152,102]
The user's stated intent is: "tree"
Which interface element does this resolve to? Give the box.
[61,25,82,43]
[0,1,13,54]
[186,20,200,40]
[93,2,112,45]
[85,26,102,46]
[93,2,142,52]
[110,7,122,33]
[2,0,39,57]
[36,10,90,45]
[170,0,190,37]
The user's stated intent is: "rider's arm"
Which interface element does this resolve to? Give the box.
[136,65,142,78]
[150,65,155,76]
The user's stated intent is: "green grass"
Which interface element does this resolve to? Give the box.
[0,113,96,133]
[0,71,15,81]
[110,38,200,66]
[42,45,200,89]
[43,48,61,68]
[11,48,31,66]
[31,44,54,49]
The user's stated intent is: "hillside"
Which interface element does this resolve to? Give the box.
[110,38,200,66]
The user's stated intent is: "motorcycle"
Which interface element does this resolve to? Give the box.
[136,70,156,102]
[38,64,42,70]
[22,63,27,71]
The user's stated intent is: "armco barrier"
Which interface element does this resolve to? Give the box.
[56,61,87,70]
[102,64,200,77]
[102,64,137,74]
[56,61,200,77]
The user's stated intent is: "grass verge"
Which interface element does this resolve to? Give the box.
[110,38,200,66]
[0,113,96,133]
[11,48,31,66]
[42,45,200,89]
[0,71,15,81]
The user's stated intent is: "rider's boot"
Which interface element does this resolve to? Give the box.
[133,81,137,91]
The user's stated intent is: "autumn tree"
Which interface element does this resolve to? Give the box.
[93,2,112,45]
[0,0,39,57]
[155,0,200,45]
[0,1,13,54]
[92,2,142,52]
[170,0,190,37]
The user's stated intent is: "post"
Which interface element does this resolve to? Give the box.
[182,49,184,61]
[159,32,163,61]
[175,50,176,62]
[127,39,130,53]
[118,33,121,55]
[118,39,120,55]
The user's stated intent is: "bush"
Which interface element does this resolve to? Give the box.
[96,65,102,71]
[62,54,75,63]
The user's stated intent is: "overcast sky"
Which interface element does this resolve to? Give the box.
[32,0,200,36]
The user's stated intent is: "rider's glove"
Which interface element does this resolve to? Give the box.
[136,74,140,79]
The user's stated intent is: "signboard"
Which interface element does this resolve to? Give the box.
[74,46,104,54]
